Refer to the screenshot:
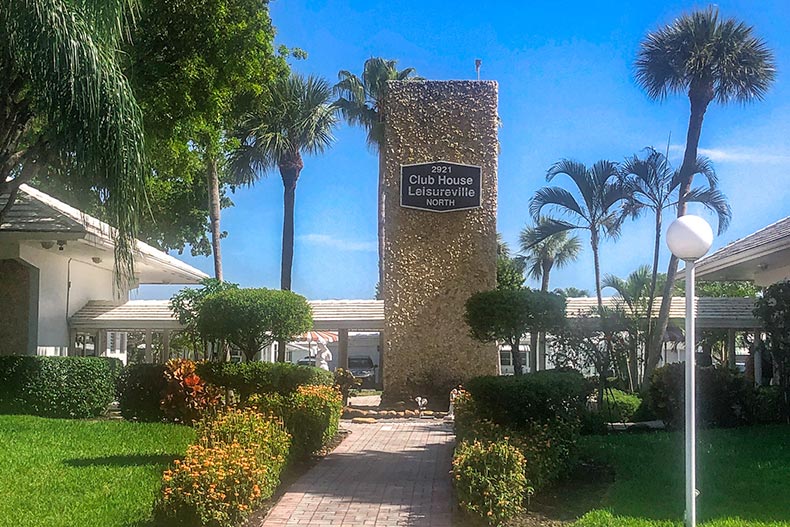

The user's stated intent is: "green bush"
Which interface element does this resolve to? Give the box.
[154,408,290,527]
[196,288,312,362]
[752,386,782,424]
[196,361,333,400]
[249,384,342,461]
[601,388,642,423]
[631,395,658,422]
[453,439,528,526]
[465,369,591,429]
[649,364,753,429]
[117,364,168,422]
[0,356,115,418]
[453,387,579,491]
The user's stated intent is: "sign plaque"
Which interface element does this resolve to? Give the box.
[400,161,482,212]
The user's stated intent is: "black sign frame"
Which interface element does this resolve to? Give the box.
[399,161,483,213]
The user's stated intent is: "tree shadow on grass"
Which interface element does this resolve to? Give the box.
[64,454,178,468]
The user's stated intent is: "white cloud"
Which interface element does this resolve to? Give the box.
[668,144,790,164]
[298,233,376,252]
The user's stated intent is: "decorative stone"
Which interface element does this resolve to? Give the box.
[351,417,377,424]
[381,81,499,401]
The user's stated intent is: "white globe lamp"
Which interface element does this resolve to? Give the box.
[666,215,713,261]
[666,214,713,527]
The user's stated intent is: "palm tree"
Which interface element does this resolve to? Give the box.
[603,265,653,389]
[495,233,526,291]
[555,287,590,298]
[230,74,338,292]
[528,160,628,309]
[0,0,146,283]
[520,218,581,370]
[520,219,582,293]
[619,147,731,359]
[334,58,423,286]
[635,7,775,381]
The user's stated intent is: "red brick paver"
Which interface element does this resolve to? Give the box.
[261,419,456,527]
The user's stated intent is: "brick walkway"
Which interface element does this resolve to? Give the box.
[261,419,456,527]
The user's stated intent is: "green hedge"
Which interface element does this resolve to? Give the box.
[196,361,333,400]
[465,369,591,429]
[601,388,642,423]
[454,371,587,500]
[117,364,168,422]
[249,384,342,461]
[453,439,528,526]
[0,356,116,418]
[649,364,753,429]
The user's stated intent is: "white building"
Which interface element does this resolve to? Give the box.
[0,185,208,357]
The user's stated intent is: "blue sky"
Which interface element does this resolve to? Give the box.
[137,0,790,300]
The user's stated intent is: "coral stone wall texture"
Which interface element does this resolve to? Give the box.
[381,81,499,401]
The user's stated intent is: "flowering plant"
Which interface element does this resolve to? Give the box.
[161,359,222,425]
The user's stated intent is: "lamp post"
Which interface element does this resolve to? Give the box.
[666,215,714,527]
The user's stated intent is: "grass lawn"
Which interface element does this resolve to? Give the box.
[571,424,790,526]
[0,415,195,527]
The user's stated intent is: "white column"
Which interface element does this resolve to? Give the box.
[684,261,697,527]
[144,329,153,363]
[338,329,349,370]
[727,329,736,369]
[162,330,171,363]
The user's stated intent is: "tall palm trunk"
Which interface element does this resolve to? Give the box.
[591,230,603,310]
[535,262,552,371]
[279,155,303,291]
[511,336,524,376]
[645,90,712,385]
[207,154,223,281]
[642,209,663,384]
[275,154,302,363]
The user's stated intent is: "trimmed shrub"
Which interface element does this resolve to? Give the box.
[631,395,658,423]
[0,356,114,418]
[196,361,333,400]
[465,369,591,429]
[649,363,753,429]
[154,408,290,527]
[117,364,168,422]
[454,386,579,491]
[161,359,221,425]
[453,439,528,526]
[752,386,782,424]
[249,384,342,461]
[196,288,312,362]
[452,389,479,442]
[601,388,642,423]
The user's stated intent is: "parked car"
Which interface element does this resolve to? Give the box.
[297,357,316,367]
[348,356,377,388]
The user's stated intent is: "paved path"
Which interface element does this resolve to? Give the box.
[261,419,456,527]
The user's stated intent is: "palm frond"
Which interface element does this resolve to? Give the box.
[230,73,338,181]
[529,186,587,221]
[2,0,146,286]
[635,6,775,104]
[521,218,580,249]
[684,187,732,234]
